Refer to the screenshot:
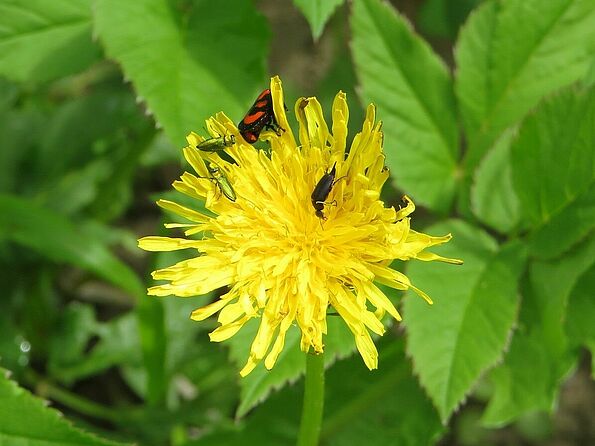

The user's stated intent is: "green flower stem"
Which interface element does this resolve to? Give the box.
[297,351,325,446]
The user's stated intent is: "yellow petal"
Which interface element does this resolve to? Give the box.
[210,315,251,342]
[331,91,349,159]
[156,200,209,223]
[270,75,295,149]
[191,295,235,321]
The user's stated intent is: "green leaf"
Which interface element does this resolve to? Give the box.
[0,77,19,110]
[0,368,130,445]
[47,303,97,380]
[162,296,210,374]
[584,56,595,86]
[93,0,269,146]
[351,0,459,212]
[404,220,526,422]
[565,265,595,348]
[482,234,595,426]
[470,127,521,234]
[293,0,345,40]
[229,315,355,418]
[417,0,482,39]
[119,250,219,403]
[320,340,444,446]
[199,339,443,446]
[48,304,142,384]
[0,106,43,193]
[33,87,149,186]
[25,85,154,220]
[315,44,365,134]
[527,186,595,259]
[0,0,100,83]
[455,0,595,172]
[135,293,167,409]
[0,267,59,365]
[140,131,179,167]
[120,299,237,422]
[0,194,144,298]
[511,86,595,259]
[37,159,113,216]
[0,302,29,375]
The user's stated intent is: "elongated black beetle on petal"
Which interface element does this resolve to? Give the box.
[311,162,337,219]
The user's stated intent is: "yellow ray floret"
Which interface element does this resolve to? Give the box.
[138,76,462,376]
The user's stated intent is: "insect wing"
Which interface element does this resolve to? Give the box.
[238,88,275,143]
[311,163,337,204]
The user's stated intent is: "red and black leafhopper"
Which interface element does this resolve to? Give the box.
[238,89,282,144]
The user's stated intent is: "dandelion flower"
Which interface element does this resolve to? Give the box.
[139,76,462,376]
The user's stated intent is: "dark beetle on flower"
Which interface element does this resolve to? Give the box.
[311,163,338,219]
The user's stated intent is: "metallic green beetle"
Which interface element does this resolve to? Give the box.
[196,134,235,152]
[205,162,236,202]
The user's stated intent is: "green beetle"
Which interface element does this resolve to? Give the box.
[196,134,235,152]
[205,162,236,202]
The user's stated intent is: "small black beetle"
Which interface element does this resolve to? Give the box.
[311,162,337,219]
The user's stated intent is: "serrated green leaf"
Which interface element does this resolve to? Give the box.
[0,194,144,298]
[0,0,100,84]
[351,0,459,212]
[405,220,526,422]
[229,316,355,418]
[482,330,555,427]
[511,86,595,259]
[293,0,344,40]
[470,127,521,234]
[93,0,269,146]
[482,234,595,426]
[455,0,595,173]
[0,368,130,445]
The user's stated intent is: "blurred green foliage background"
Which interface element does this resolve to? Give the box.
[0,0,594,445]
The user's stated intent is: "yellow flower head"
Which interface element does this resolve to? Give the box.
[139,76,462,376]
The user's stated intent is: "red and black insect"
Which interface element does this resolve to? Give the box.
[238,89,280,144]
[311,163,338,219]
